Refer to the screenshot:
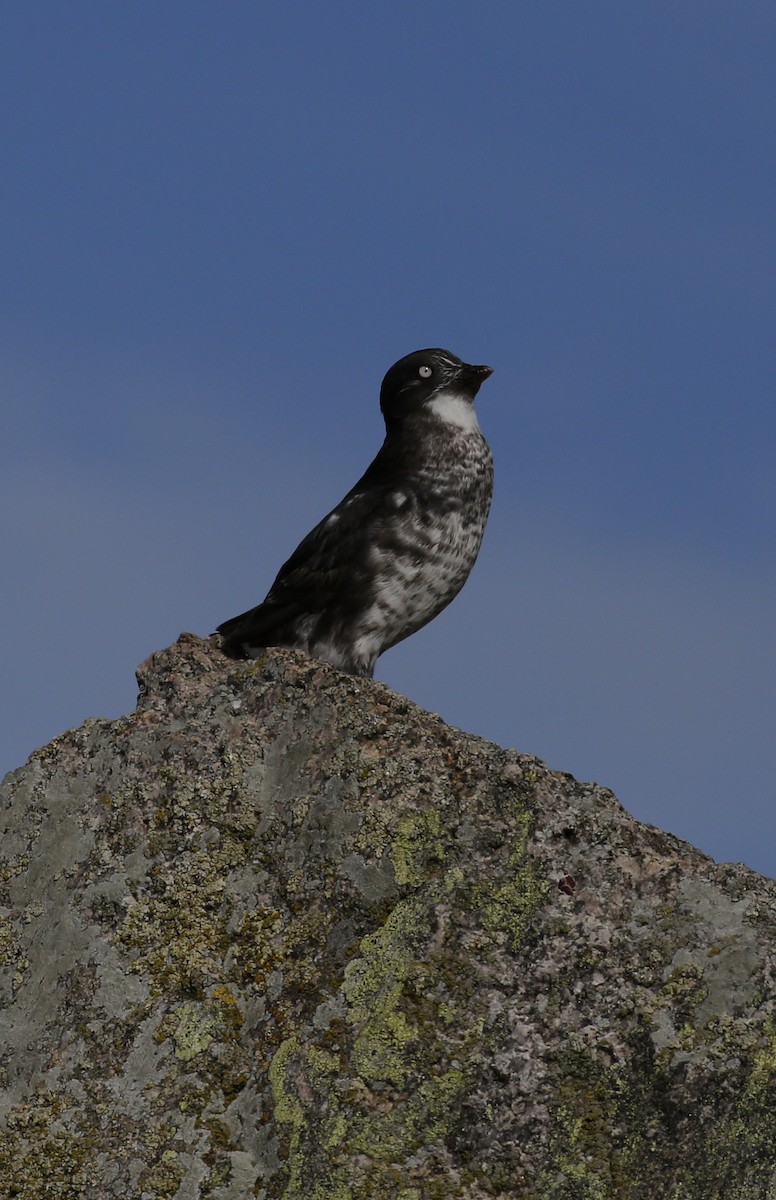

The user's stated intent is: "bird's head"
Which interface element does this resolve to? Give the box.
[379,348,493,431]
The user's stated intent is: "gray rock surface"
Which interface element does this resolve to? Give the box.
[1,633,775,1198]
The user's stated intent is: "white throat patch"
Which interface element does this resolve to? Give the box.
[426,390,481,432]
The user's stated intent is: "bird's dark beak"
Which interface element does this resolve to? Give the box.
[460,362,493,396]
[463,362,493,380]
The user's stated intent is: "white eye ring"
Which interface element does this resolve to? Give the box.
[419,365,433,378]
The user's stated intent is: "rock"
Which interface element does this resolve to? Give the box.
[1,633,775,1199]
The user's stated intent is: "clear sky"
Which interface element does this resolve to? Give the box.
[3,3,775,875]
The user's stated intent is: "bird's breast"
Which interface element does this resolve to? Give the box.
[351,430,493,661]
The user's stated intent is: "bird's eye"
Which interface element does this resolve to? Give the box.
[419,365,433,379]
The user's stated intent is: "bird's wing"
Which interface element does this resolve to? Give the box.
[268,482,392,602]
[217,468,399,647]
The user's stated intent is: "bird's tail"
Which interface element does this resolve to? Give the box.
[215,599,303,658]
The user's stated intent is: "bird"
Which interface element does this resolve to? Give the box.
[216,347,494,678]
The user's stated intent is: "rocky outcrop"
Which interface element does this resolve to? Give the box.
[1,634,775,1199]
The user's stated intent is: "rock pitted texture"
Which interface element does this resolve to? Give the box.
[1,634,775,1199]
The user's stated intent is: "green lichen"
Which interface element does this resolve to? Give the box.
[0,1095,177,1200]
[138,1148,185,1198]
[115,834,260,997]
[468,807,548,947]
[266,798,548,1200]
[342,899,427,1088]
[169,1001,216,1061]
[269,1037,342,1198]
[390,808,445,888]
[212,982,245,1030]
[269,1029,470,1200]
[534,1023,776,1200]
[266,887,474,1197]
[543,1047,631,1199]
[0,1098,93,1200]
[0,913,29,996]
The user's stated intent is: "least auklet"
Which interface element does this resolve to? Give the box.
[216,347,494,677]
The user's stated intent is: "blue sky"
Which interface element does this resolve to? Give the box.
[3,3,775,875]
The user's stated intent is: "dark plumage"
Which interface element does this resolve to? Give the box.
[216,347,494,677]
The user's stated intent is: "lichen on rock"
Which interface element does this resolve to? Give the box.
[1,634,775,1198]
